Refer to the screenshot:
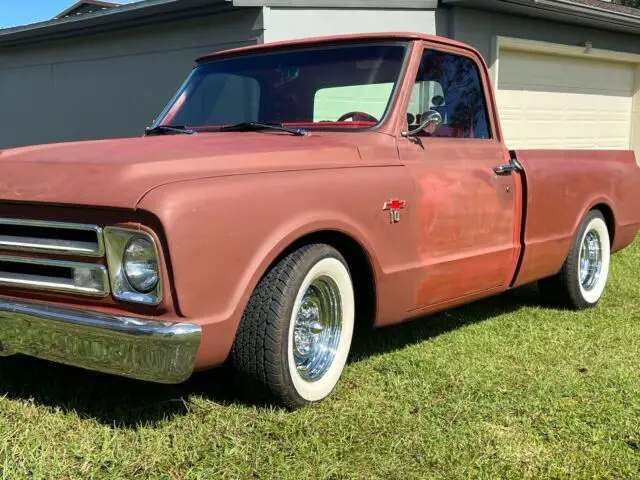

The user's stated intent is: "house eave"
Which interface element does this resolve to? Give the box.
[54,0,123,20]
[0,0,439,48]
[0,0,635,47]
[441,0,640,34]
[0,0,237,47]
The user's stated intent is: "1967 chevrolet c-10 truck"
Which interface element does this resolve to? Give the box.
[0,33,638,408]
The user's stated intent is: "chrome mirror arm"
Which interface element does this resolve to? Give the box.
[401,110,443,137]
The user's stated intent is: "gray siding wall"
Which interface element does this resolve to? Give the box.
[264,7,436,42]
[0,9,263,149]
[437,7,640,70]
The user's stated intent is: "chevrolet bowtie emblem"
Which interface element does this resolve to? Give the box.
[382,199,407,223]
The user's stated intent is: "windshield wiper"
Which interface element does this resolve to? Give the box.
[145,125,198,136]
[219,122,307,136]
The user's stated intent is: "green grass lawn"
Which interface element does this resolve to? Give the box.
[0,239,638,479]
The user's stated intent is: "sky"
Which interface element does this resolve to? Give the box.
[0,0,139,28]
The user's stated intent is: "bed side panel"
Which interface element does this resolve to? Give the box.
[512,150,639,288]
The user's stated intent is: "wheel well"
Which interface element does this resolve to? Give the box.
[277,231,377,330]
[592,204,615,246]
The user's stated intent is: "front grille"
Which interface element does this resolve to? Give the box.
[0,219,103,257]
[0,219,108,297]
[0,256,109,297]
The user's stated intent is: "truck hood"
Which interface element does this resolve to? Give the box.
[0,132,368,209]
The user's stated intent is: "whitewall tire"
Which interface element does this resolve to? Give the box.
[577,216,610,305]
[287,257,354,402]
[230,244,355,409]
[539,210,611,310]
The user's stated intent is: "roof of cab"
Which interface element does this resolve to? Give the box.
[195,32,476,63]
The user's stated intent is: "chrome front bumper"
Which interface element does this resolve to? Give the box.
[0,297,201,384]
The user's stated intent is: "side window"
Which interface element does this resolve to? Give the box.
[407,50,491,139]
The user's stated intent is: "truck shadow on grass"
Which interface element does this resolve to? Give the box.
[0,285,542,428]
[349,284,542,362]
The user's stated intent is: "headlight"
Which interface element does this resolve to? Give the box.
[104,227,163,305]
[123,237,159,293]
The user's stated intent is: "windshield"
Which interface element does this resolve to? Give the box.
[154,42,408,131]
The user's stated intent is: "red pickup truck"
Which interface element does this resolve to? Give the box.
[0,33,638,408]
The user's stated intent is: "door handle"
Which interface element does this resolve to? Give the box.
[493,163,518,175]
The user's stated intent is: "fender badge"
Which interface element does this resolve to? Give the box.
[383,199,407,223]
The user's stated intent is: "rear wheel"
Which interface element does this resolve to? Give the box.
[230,244,355,409]
[538,210,611,309]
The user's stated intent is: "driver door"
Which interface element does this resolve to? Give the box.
[398,44,521,309]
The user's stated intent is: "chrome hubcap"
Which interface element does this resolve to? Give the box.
[579,230,602,291]
[293,276,342,382]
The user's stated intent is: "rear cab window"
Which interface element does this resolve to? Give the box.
[313,83,394,122]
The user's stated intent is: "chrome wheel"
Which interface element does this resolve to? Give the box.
[579,230,602,292]
[538,212,610,311]
[292,275,342,382]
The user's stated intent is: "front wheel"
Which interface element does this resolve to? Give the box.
[539,210,611,310]
[230,244,355,409]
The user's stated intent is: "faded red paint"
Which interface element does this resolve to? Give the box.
[512,149,640,287]
[0,33,638,372]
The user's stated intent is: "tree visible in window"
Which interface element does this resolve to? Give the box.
[613,0,640,9]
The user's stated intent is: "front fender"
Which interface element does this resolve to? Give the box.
[137,166,415,368]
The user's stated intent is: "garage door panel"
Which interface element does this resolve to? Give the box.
[498,50,634,96]
[497,48,635,151]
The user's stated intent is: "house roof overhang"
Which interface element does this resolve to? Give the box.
[441,0,640,35]
[0,0,238,47]
[0,0,438,47]
[0,0,636,47]
[54,0,122,20]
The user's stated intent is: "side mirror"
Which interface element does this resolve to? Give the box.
[402,110,443,137]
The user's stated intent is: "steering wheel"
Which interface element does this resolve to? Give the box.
[336,111,379,123]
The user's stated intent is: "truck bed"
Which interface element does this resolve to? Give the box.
[512,149,640,287]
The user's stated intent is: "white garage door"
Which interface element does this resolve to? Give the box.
[496,49,635,150]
